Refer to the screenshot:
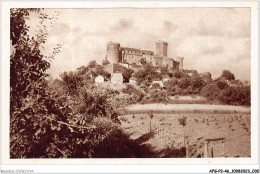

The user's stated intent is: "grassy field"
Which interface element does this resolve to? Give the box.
[123,104,251,115]
[119,113,251,158]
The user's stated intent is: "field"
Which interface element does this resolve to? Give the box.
[119,111,251,158]
[124,104,251,114]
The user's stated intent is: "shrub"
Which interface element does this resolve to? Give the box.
[218,86,250,106]
[178,116,187,127]
[190,75,205,93]
[216,80,229,90]
[59,71,83,95]
[122,84,144,104]
[200,83,220,101]
[164,79,178,96]
[178,77,191,89]
[221,70,235,81]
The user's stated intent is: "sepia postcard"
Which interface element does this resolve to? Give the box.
[0,1,259,170]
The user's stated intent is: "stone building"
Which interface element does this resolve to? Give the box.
[105,40,184,71]
[95,75,104,83]
[111,73,123,84]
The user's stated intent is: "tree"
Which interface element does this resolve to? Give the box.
[164,79,178,96]
[178,77,191,89]
[218,86,250,106]
[10,8,64,158]
[59,71,83,95]
[173,70,184,79]
[216,80,228,90]
[200,83,220,101]
[190,75,204,93]
[221,70,235,81]
[10,8,135,159]
[102,59,110,65]
[87,60,97,68]
[140,57,147,65]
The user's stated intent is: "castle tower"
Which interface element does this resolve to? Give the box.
[106,42,120,64]
[155,40,168,57]
[176,57,184,71]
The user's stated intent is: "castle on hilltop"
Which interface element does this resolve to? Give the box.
[105,40,184,71]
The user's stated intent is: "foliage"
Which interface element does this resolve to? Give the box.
[102,59,110,65]
[87,60,97,69]
[221,70,235,81]
[133,64,162,85]
[10,8,65,158]
[216,79,229,90]
[144,90,169,104]
[139,57,147,65]
[93,65,111,80]
[218,86,250,106]
[122,84,144,104]
[173,70,185,79]
[113,64,134,83]
[164,78,178,96]
[10,8,124,159]
[190,75,205,93]
[201,80,250,106]
[178,116,187,127]
[59,71,83,95]
[200,83,221,102]
[178,77,191,89]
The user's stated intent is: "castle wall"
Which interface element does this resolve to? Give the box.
[173,61,180,70]
[122,48,142,65]
[176,57,184,70]
[162,58,174,69]
[106,40,183,71]
[142,50,154,65]
[154,56,163,67]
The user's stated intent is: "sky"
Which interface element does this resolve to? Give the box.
[26,8,251,81]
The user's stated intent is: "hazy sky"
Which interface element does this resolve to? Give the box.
[27,8,250,81]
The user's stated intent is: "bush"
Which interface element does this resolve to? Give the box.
[201,81,250,106]
[133,64,162,85]
[190,75,205,93]
[218,86,250,106]
[144,90,169,104]
[216,79,229,90]
[164,79,178,96]
[122,84,144,104]
[200,83,220,101]
[221,70,235,81]
[178,77,191,89]
[178,116,187,127]
[59,71,83,95]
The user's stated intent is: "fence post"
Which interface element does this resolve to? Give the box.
[210,141,213,158]
[222,140,225,157]
[185,137,189,158]
[204,140,208,158]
